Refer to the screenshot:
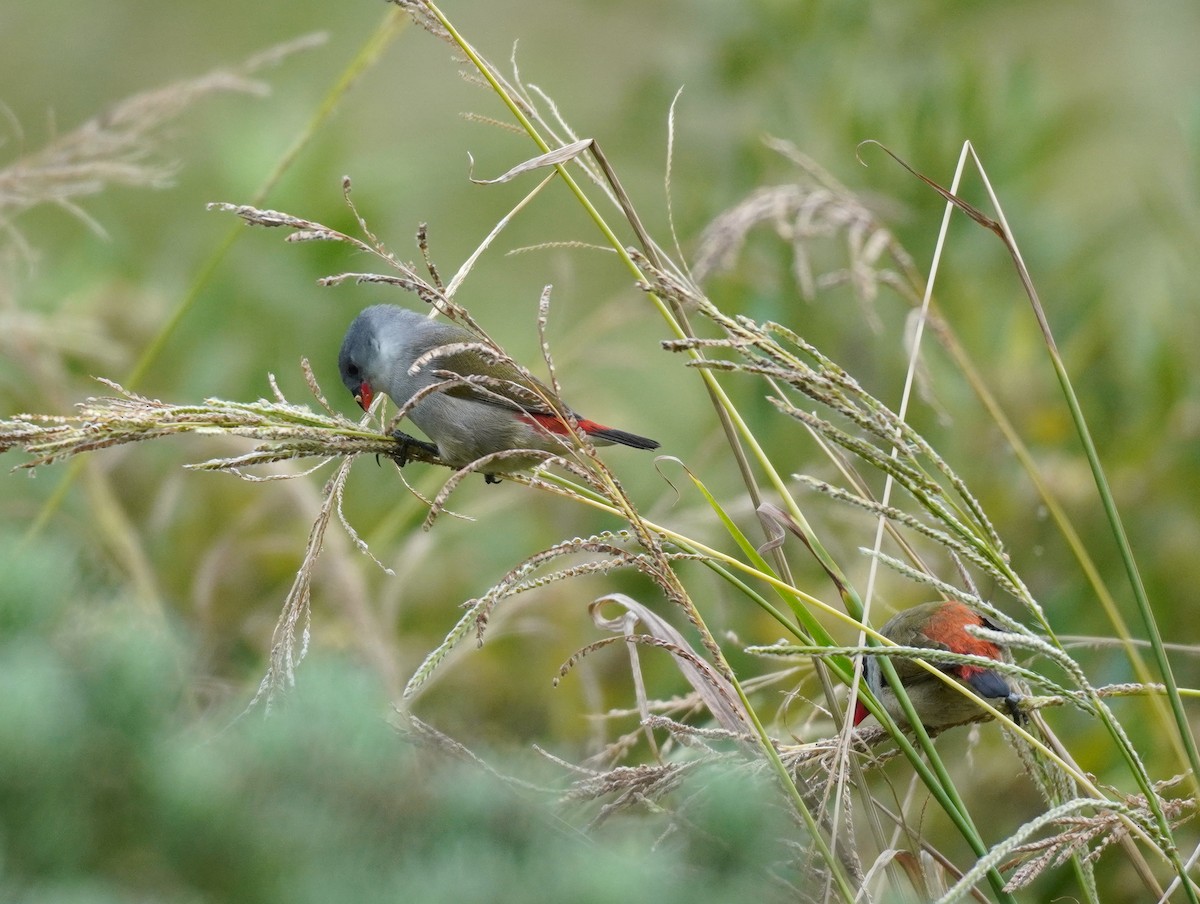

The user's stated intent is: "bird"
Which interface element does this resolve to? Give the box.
[853,600,1023,731]
[337,304,660,481]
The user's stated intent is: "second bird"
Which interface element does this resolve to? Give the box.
[853,600,1023,731]
[338,305,659,479]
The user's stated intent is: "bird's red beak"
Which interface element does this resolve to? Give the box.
[355,380,374,411]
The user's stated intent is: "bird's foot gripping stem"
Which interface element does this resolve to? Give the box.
[389,430,439,467]
[1003,692,1027,725]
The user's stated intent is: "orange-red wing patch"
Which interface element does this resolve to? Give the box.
[923,601,1003,662]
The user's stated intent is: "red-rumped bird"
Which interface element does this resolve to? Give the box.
[338,305,658,481]
[854,600,1023,731]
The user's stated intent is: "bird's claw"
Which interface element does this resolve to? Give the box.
[1004,692,1027,725]
[389,429,439,467]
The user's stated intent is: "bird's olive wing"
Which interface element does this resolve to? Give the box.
[421,336,561,417]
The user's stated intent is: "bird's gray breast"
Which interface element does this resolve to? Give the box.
[407,392,525,466]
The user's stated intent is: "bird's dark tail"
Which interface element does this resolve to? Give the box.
[524,412,660,450]
[584,424,660,450]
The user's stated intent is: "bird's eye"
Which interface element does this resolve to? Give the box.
[346,363,360,377]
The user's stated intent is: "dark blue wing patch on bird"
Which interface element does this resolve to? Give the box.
[965,668,1013,701]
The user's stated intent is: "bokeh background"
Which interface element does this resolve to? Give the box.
[2,1,1199,900]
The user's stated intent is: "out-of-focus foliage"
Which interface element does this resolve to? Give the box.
[0,534,797,903]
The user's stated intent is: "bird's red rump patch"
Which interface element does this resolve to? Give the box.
[853,699,869,726]
[521,412,608,436]
[521,412,568,434]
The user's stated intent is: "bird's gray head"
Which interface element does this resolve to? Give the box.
[337,305,398,410]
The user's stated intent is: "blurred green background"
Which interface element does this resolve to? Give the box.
[2,0,1199,899]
